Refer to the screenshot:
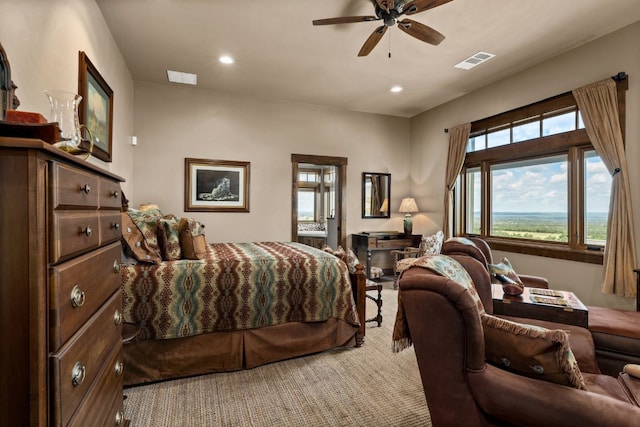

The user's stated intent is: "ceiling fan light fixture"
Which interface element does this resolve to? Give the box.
[390,85,403,93]
[167,70,198,85]
[218,55,235,65]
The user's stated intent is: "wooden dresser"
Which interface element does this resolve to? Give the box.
[0,137,126,426]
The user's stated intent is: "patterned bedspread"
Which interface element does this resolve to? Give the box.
[121,242,360,341]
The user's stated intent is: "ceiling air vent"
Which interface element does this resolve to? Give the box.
[454,52,496,70]
[167,70,198,85]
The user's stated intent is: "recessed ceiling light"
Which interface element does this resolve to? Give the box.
[390,85,403,93]
[218,55,235,65]
[167,70,197,85]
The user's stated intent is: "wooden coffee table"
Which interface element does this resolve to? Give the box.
[491,284,588,328]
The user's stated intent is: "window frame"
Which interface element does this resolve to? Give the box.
[456,78,627,264]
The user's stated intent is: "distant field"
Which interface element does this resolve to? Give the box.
[474,212,607,243]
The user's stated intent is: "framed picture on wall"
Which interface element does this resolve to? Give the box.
[185,158,250,212]
[78,51,113,162]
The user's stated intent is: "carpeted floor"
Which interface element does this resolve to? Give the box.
[123,286,431,426]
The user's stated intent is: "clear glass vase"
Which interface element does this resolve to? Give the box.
[44,90,84,152]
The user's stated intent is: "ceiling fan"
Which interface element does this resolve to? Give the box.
[312,0,452,57]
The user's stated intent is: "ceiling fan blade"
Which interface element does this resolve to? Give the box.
[374,0,394,12]
[397,19,445,45]
[313,16,379,25]
[358,25,388,57]
[402,0,453,15]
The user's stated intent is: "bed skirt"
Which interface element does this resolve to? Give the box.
[123,318,358,386]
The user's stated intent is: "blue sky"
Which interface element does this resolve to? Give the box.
[486,154,611,213]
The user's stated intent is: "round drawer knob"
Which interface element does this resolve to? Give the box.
[71,361,86,387]
[82,226,92,237]
[112,190,119,198]
[81,184,91,194]
[115,360,124,377]
[70,285,85,308]
[113,222,120,230]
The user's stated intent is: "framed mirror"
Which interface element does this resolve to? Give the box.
[362,172,390,218]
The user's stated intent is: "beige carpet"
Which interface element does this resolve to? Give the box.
[123,287,432,426]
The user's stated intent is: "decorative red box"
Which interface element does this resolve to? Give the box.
[5,109,48,124]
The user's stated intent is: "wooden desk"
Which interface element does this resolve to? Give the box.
[352,232,421,278]
[491,284,589,328]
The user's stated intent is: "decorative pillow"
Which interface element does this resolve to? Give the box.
[298,222,326,232]
[421,231,444,255]
[482,313,587,390]
[120,212,162,264]
[127,208,164,258]
[332,245,346,261]
[157,216,182,261]
[344,248,360,274]
[489,257,524,295]
[179,217,207,260]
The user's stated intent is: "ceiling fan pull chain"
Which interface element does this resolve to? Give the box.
[388,30,392,58]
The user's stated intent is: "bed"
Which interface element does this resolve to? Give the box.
[120,229,366,386]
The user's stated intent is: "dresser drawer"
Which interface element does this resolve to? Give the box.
[50,162,100,210]
[376,238,413,249]
[99,178,122,209]
[100,212,123,246]
[49,242,122,350]
[50,212,101,263]
[50,291,123,427]
[67,344,125,427]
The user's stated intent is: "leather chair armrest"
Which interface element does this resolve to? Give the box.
[519,274,549,289]
[469,364,640,427]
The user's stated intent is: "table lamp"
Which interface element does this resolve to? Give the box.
[398,197,419,235]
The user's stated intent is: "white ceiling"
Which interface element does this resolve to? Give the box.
[96,0,640,118]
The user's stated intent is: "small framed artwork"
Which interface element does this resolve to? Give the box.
[78,51,113,162]
[185,158,250,212]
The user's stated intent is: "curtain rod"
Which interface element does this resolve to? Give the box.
[443,71,627,133]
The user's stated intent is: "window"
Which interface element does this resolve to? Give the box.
[298,168,320,221]
[297,167,337,222]
[490,156,568,242]
[297,189,316,221]
[584,151,611,246]
[457,83,626,264]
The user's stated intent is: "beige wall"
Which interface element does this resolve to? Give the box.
[0,0,135,196]
[410,21,640,308]
[131,81,410,243]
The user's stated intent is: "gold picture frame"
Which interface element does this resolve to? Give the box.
[78,51,113,162]
[185,158,250,212]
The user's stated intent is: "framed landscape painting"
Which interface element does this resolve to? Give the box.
[78,51,113,162]
[185,158,250,212]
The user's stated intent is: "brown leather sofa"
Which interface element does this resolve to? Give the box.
[398,254,640,426]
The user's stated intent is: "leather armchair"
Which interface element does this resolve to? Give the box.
[398,254,640,426]
[441,237,640,376]
[441,237,549,289]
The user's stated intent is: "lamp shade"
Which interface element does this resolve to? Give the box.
[398,197,419,213]
[379,198,389,214]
